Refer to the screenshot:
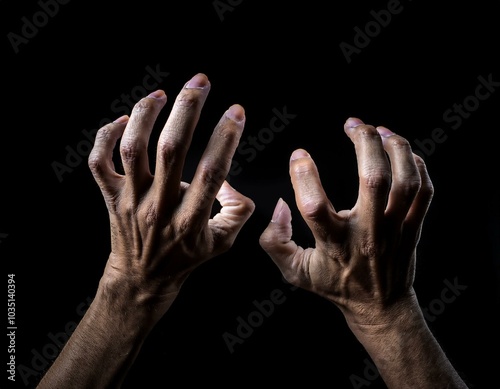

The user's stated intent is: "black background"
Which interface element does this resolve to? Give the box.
[2,0,500,388]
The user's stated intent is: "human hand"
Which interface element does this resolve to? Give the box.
[259,117,434,329]
[88,73,255,322]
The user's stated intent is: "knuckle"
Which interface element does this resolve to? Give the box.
[387,135,411,149]
[413,156,435,197]
[420,178,435,199]
[132,97,158,115]
[300,198,329,220]
[87,153,103,175]
[157,139,173,155]
[176,92,200,108]
[157,138,182,161]
[401,177,422,198]
[95,124,114,140]
[198,162,226,188]
[361,169,391,192]
[353,124,379,139]
[119,142,140,164]
[290,158,314,176]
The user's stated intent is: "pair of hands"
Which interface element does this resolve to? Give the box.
[38,72,468,389]
[88,72,433,330]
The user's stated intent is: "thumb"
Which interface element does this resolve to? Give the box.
[259,198,304,276]
[209,180,255,253]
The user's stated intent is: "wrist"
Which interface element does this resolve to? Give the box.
[338,293,469,388]
[96,258,183,326]
[340,292,428,345]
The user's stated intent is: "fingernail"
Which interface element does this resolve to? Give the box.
[113,115,129,124]
[185,73,210,89]
[290,149,310,161]
[345,117,364,128]
[147,90,166,99]
[376,126,395,137]
[225,104,245,122]
[271,198,290,224]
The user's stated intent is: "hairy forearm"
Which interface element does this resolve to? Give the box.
[36,277,175,389]
[345,297,468,389]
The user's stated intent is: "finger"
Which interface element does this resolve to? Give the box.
[376,126,421,225]
[401,155,434,245]
[344,117,391,228]
[289,148,342,242]
[153,73,211,205]
[181,104,245,224]
[88,116,129,198]
[259,198,312,287]
[208,181,255,256]
[119,90,167,194]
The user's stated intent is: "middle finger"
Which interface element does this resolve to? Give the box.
[153,73,211,207]
[344,118,391,229]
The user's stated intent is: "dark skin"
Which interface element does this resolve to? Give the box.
[259,118,468,388]
[37,74,468,389]
[37,73,255,388]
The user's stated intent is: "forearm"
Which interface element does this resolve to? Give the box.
[36,277,174,389]
[345,296,468,389]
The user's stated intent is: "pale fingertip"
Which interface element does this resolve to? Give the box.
[270,198,291,225]
[271,198,284,222]
[225,104,245,123]
[290,148,310,162]
[376,126,396,138]
[345,117,364,129]
[185,73,210,89]
[216,180,255,216]
[113,115,129,124]
[216,180,236,202]
[220,179,234,191]
[146,90,166,99]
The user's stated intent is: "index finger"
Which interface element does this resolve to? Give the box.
[289,149,342,242]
